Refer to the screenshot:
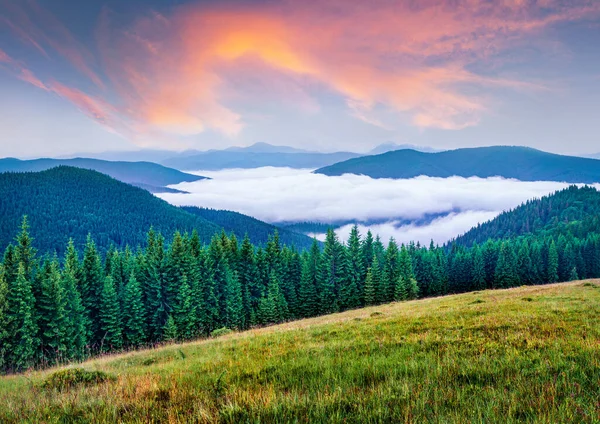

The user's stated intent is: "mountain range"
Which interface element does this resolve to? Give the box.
[0,166,315,254]
[314,146,600,184]
[57,142,439,171]
[0,158,206,193]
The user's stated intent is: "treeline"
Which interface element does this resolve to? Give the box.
[2,217,600,372]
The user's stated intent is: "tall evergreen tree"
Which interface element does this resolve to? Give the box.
[319,229,345,314]
[224,269,243,330]
[363,266,376,306]
[61,257,87,359]
[80,235,105,344]
[297,256,319,318]
[495,242,519,288]
[98,277,122,351]
[547,240,559,284]
[5,263,38,371]
[471,244,486,290]
[344,225,364,309]
[122,272,146,347]
[37,258,68,363]
[0,266,8,369]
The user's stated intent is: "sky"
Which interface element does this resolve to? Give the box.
[158,167,600,245]
[1,0,599,158]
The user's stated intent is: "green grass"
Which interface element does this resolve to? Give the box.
[1,281,600,423]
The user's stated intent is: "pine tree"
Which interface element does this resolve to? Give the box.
[14,216,37,281]
[319,229,345,313]
[238,234,257,328]
[173,276,196,340]
[383,239,400,302]
[516,241,534,285]
[0,266,8,369]
[163,315,178,342]
[364,266,376,306]
[495,242,519,288]
[569,266,579,281]
[471,244,486,290]
[80,235,105,345]
[61,258,87,360]
[366,256,382,305]
[343,225,363,309]
[5,263,38,371]
[143,232,167,341]
[38,258,68,363]
[297,256,319,318]
[258,271,288,325]
[122,272,146,347]
[396,246,419,300]
[224,269,243,330]
[547,240,559,284]
[98,277,122,351]
[361,230,374,284]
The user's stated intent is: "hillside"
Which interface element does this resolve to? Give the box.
[0,167,314,253]
[0,157,206,193]
[1,281,598,423]
[452,185,600,247]
[314,146,600,183]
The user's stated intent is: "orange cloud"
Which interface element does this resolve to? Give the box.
[3,0,599,144]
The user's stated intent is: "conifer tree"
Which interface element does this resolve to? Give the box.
[5,263,38,371]
[38,258,68,363]
[383,239,400,302]
[80,235,105,344]
[495,242,519,288]
[0,266,8,369]
[361,230,374,283]
[258,271,288,325]
[14,216,37,281]
[344,225,364,308]
[367,256,382,304]
[319,229,345,313]
[238,234,257,328]
[547,240,559,283]
[163,315,178,342]
[61,258,87,359]
[363,266,376,306]
[173,276,196,339]
[224,269,243,329]
[143,232,167,341]
[297,256,319,318]
[122,272,146,347]
[98,277,122,351]
[471,244,486,290]
[396,246,419,300]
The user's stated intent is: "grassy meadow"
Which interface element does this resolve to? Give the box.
[1,280,599,423]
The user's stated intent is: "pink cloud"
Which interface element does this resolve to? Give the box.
[2,0,599,145]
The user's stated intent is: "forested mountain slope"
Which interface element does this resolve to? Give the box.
[0,167,314,253]
[314,146,600,183]
[0,157,206,192]
[452,185,600,247]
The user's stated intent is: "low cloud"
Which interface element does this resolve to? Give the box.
[158,168,598,244]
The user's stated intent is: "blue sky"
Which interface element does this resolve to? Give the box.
[1,0,599,157]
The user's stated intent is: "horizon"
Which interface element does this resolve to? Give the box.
[1,0,599,157]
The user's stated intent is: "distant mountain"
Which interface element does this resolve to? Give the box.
[451,185,600,247]
[314,146,600,183]
[0,167,315,254]
[0,157,206,193]
[223,142,313,154]
[367,143,440,155]
[162,151,361,171]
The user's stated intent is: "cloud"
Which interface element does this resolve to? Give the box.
[329,211,501,246]
[1,0,104,88]
[2,0,598,146]
[157,168,599,243]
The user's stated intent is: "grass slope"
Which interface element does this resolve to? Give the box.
[314,146,600,183]
[1,281,599,423]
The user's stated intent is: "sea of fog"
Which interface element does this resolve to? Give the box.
[157,168,593,245]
